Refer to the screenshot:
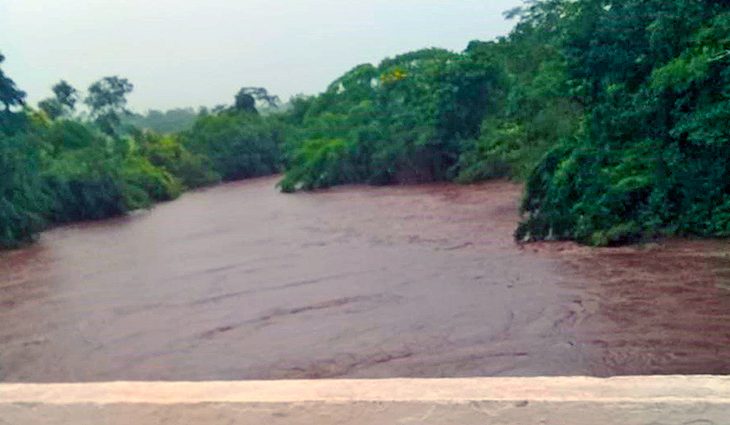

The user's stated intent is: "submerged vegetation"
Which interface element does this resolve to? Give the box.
[1,0,730,248]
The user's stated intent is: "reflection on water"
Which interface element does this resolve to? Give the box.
[1,176,729,382]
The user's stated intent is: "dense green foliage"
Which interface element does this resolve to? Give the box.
[0,114,44,247]
[277,21,583,192]
[279,48,505,191]
[133,130,220,189]
[182,110,284,181]
[280,0,730,246]
[0,56,283,248]
[515,0,730,245]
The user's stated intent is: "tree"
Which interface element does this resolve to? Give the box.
[0,53,26,112]
[279,47,507,190]
[38,80,79,120]
[182,111,283,181]
[38,99,63,119]
[53,80,79,111]
[517,0,730,245]
[0,58,43,248]
[233,87,280,113]
[85,76,134,135]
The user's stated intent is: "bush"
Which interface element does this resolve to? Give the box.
[134,130,220,189]
[0,128,46,247]
[41,123,183,223]
[278,139,360,192]
[279,47,505,191]
[183,112,283,181]
[42,149,129,222]
[120,156,182,204]
[518,5,730,245]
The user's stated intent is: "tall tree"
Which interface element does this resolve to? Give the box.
[39,80,79,120]
[233,87,280,113]
[0,53,26,112]
[85,76,133,135]
[53,80,79,111]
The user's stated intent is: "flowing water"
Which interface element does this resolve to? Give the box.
[1,176,729,382]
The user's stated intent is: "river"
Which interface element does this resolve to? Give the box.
[1,176,729,382]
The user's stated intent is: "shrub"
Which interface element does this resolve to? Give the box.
[183,112,283,181]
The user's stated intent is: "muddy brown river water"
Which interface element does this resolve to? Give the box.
[1,176,730,382]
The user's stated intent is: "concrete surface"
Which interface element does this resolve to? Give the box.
[1,376,729,424]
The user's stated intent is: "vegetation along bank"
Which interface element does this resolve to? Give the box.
[1,0,729,248]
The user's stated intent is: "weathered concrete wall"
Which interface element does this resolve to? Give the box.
[1,376,729,424]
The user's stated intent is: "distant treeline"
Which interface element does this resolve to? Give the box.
[124,108,200,134]
[2,0,730,249]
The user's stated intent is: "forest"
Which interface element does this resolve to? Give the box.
[1,0,729,249]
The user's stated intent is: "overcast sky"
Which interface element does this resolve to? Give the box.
[1,0,522,112]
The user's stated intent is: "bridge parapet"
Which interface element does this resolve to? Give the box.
[1,376,729,424]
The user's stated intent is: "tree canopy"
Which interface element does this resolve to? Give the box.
[516,0,730,245]
[0,53,26,112]
[85,76,134,135]
[234,87,281,114]
[39,80,79,119]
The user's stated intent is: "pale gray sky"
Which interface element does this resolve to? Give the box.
[1,0,522,112]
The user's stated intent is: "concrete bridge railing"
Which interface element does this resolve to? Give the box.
[1,376,729,424]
